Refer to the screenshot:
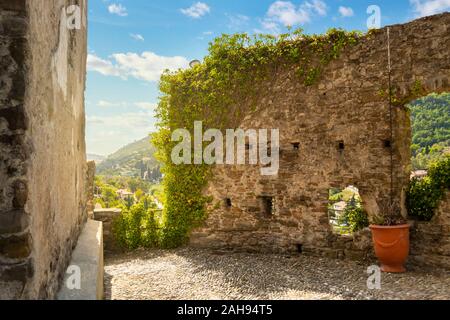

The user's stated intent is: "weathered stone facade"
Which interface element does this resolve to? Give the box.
[0,0,87,299]
[93,208,122,253]
[410,192,450,269]
[190,13,450,265]
[86,161,96,218]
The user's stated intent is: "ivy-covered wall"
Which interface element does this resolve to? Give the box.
[153,13,450,260]
[187,13,450,256]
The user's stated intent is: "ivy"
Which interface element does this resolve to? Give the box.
[113,202,161,249]
[406,155,450,221]
[150,28,362,248]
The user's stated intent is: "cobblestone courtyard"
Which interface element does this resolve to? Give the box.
[104,248,450,300]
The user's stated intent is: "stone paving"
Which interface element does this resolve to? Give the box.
[104,248,450,300]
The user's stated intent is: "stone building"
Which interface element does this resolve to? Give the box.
[190,13,450,267]
[0,1,88,299]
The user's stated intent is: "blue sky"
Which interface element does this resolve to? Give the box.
[86,0,450,155]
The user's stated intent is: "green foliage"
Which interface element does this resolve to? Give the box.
[408,92,450,170]
[96,137,161,180]
[328,188,343,202]
[94,174,161,224]
[94,175,154,207]
[101,185,121,208]
[94,198,106,209]
[429,154,450,187]
[338,196,369,233]
[407,155,450,221]
[149,184,165,203]
[113,201,161,249]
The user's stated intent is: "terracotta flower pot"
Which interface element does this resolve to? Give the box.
[369,224,410,273]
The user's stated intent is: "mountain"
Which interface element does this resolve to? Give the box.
[409,92,450,169]
[96,137,161,180]
[87,153,106,164]
[409,92,450,151]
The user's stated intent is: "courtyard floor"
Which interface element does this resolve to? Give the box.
[104,248,450,300]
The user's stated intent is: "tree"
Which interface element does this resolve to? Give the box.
[102,185,119,208]
[135,189,145,201]
[409,93,450,169]
[338,195,369,232]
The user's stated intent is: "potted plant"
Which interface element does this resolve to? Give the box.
[370,201,410,273]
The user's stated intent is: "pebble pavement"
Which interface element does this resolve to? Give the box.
[104,248,450,300]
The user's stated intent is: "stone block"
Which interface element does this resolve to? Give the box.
[0,233,31,259]
[0,209,28,234]
[0,0,27,13]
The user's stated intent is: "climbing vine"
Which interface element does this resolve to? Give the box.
[148,28,362,248]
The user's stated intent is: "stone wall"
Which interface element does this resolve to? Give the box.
[410,192,450,269]
[190,13,450,261]
[93,208,122,253]
[0,0,87,299]
[86,161,96,218]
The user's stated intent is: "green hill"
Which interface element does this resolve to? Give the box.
[408,92,450,169]
[96,137,161,180]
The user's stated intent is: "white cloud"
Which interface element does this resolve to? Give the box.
[181,2,211,19]
[267,1,310,26]
[87,112,155,129]
[98,100,127,108]
[338,6,354,17]
[87,54,122,78]
[227,14,251,30]
[261,0,328,33]
[134,102,157,111]
[86,111,157,155]
[87,52,189,82]
[96,100,157,111]
[256,19,281,34]
[130,33,145,41]
[410,0,450,17]
[305,0,327,16]
[203,31,213,35]
[112,52,189,82]
[108,3,128,16]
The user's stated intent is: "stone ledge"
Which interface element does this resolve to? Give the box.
[57,220,104,300]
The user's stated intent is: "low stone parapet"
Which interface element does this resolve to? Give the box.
[93,208,122,252]
[57,220,104,300]
[410,191,450,270]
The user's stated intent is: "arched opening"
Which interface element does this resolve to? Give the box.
[405,91,450,222]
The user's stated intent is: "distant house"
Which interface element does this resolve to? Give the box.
[329,201,347,226]
[411,170,428,180]
[333,201,347,213]
[117,189,134,200]
[346,185,359,194]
